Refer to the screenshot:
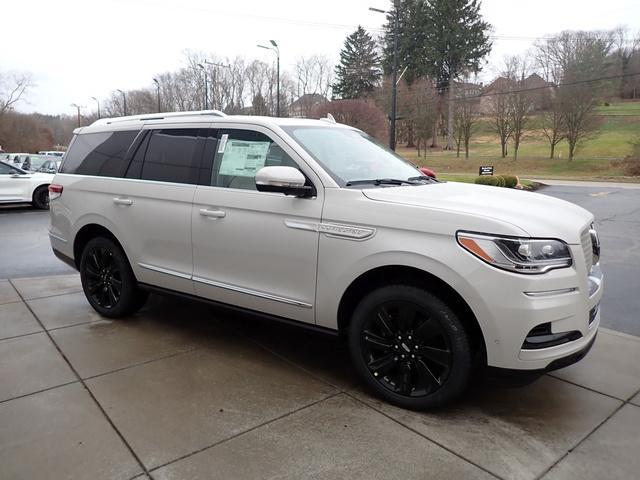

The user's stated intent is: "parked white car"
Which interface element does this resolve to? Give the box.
[48,111,603,409]
[0,160,53,208]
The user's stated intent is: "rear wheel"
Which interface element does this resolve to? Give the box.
[32,186,49,209]
[79,237,148,318]
[349,284,472,410]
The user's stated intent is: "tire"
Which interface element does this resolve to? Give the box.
[32,186,49,209]
[79,236,148,318]
[348,284,472,410]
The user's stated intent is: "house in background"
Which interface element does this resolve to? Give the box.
[479,73,553,113]
[289,94,329,118]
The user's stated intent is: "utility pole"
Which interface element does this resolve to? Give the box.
[197,64,208,110]
[258,40,280,117]
[370,4,399,150]
[116,89,127,116]
[204,61,231,110]
[70,103,84,127]
[153,78,161,112]
[91,96,100,119]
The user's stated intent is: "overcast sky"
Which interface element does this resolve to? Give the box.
[3,0,640,115]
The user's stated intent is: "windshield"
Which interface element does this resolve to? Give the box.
[283,126,422,186]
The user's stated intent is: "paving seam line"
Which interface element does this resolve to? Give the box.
[8,279,151,478]
[82,346,200,382]
[342,391,504,480]
[0,329,45,343]
[0,379,80,405]
[533,398,627,480]
[545,374,627,402]
[146,391,343,477]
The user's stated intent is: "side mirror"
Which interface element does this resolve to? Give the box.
[255,166,314,197]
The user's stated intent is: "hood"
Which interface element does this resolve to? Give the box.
[361,181,593,243]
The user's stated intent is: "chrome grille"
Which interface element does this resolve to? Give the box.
[580,227,593,273]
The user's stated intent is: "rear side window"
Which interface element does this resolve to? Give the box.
[140,129,201,184]
[60,130,138,177]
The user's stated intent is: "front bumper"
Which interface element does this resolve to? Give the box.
[465,240,603,371]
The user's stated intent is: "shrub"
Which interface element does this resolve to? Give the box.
[475,175,519,188]
[502,175,518,188]
[475,176,500,186]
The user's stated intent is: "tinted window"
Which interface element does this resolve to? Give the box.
[60,130,138,177]
[0,163,16,174]
[211,130,299,190]
[141,129,201,184]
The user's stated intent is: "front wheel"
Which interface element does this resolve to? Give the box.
[349,284,472,410]
[79,237,148,318]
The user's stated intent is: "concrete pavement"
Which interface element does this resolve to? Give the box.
[1,274,640,480]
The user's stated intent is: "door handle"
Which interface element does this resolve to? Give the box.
[199,208,226,218]
[113,197,133,206]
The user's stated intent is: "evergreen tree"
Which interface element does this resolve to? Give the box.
[382,0,492,147]
[333,26,382,99]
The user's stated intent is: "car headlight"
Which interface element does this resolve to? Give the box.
[456,231,572,274]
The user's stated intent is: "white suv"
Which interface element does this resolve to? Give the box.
[49,111,603,409]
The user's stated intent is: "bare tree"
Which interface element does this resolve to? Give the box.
[540,90,566,159]
[503,56,534,161]
[295,55,333,100]
[489,81,512,158]
[0,71,32,119]
[537,31,614,160]
[452,95,478,159]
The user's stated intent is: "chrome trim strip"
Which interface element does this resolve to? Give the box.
[48,232,67,243]
[138,262,192,280]
[524,287,578,298]
[192,275,313,309]
[284,219,375,241]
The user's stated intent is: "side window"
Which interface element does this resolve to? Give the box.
[211,130,299,190]
[60,130,138,177]
[124,131,150,179]
[140,129,201,184]
[0,163,15,174]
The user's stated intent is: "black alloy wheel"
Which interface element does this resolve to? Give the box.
[349,285,472,410]
[84,246,123,310]
[362,300,453,397]
[79,236,148,318]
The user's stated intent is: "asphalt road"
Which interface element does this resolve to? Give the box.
[538,184,640,337]
[0,183,638,335]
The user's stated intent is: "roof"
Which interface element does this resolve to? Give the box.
[290,94,329,109]
[78,111,349,135]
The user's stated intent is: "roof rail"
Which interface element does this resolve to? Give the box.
[91,110,227,126]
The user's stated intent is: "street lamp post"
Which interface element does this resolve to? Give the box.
[153,78,161,113]
[116,89,127,116]
[258,40,280,117]
[370,4,399,150]
[204,61,231,111]
[197,64,208,110]
[91,96,100,119]
[70,103,84,127]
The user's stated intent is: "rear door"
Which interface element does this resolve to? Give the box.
[112,125,208,294]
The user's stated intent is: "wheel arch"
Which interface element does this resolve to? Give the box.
[336,265,486,360]
[73,223,129,270]
[30,182,50,201]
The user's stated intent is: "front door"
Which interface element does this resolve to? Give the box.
[191,127,323,324]
[0,163,31,202]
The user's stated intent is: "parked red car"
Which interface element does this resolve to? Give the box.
[419,166,437,178]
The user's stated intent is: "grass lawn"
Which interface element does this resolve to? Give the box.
[399,101,640,182]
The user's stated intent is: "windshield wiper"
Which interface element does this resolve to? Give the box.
[345,178,420,187]
[408,175,438,183]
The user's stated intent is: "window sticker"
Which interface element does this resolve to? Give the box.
[217,133,228,153]
[218,140,271,177]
